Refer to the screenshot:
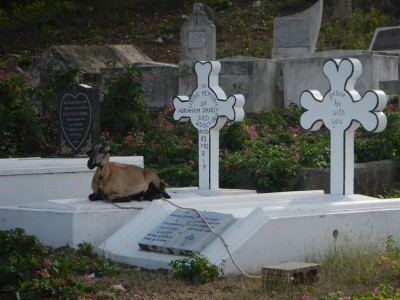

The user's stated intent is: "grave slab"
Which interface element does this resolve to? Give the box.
[138,208,235,255]
[180,3,216,61]
[167,187,256,198]
[32,44,152,86]
[98,191,400,276]
[58,84,100,156]
[0,156,143,205]
[369,26,400,53]
[272,0,323,59]
[0,198,145,248]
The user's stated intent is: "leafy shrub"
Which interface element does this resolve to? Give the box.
[169,252,225,284]
[0,66,78,158]
[0,228,121,299]
[355,111,400,165]
[101,65,148,136]
[0,74,41,156]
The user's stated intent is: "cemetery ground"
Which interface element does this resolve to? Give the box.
[2,228,400,299]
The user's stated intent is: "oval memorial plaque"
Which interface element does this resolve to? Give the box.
[60,93,92,150]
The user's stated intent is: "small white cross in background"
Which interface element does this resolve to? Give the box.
[300,58,387,195]
[173,61,245,190]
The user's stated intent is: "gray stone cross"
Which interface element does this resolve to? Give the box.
[173,61,245,190]
[300,58,387,195]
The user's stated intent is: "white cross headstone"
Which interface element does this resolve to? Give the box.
[173,61,245,190]
[300,58,387,195]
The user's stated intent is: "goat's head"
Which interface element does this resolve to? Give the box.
[87,144,111,170]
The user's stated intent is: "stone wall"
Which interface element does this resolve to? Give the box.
[299,160,397,196]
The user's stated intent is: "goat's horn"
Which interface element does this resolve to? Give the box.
[110,149,121,156]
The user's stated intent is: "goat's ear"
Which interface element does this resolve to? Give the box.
[86,149,93,156]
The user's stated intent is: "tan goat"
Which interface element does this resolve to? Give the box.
[87,144,170,202]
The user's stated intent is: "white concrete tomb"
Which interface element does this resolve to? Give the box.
[98,191,400,276]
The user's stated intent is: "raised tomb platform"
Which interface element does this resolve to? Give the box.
[98,191,400,276]
[0,155,256,248]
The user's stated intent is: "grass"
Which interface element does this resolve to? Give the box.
[71,240,400,299]
[0,225,396,300]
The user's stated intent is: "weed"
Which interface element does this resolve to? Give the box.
[169,252,225,284]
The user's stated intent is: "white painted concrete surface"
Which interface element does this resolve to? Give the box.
[0,198,146,247]
[98,191,400,276]
[0,156,143,205]
[0,187,256,248]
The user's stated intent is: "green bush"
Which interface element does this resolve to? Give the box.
[0,67,78,158]
[101,65,148,136]
[0,228,121,299]
[0,74,41,156]
[169,252,225,284]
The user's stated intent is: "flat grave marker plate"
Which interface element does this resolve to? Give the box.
[138,208,236,255]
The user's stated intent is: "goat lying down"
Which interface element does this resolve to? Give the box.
[87,144,171,202]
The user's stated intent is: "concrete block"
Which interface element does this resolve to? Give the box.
[298,159,397,196]
[281,51,398,106]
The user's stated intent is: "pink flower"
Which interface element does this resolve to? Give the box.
[36,268,50,277]
[388,103,396,111]
[149,140,159,150]
[188,160,196,167]
[294,153,300,161]
[103,131,109,138]
[301,292,310,300]
[40,112,50,120]
[354,130,362,138]
[288,126,300,134]
[0,70,5,80]
[372,287,380,297]
[43,258,53,269]
[134,135,144,147]
[243,124,258,141]
[124,135,133,146]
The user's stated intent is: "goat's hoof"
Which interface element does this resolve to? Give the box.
[88,193,98,201]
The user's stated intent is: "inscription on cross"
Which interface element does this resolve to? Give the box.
[173,61,245,190]
[300,58,387,195]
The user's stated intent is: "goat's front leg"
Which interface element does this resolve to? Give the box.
[89,192,102,201]
[89,188,109,201]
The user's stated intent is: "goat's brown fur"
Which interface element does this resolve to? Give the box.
[87,144,170,202]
